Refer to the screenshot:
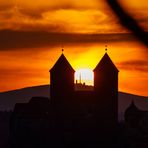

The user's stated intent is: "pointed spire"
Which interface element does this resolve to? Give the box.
[130,100,138,109]
[50,52,75,72]
[93,52,118,72]
[105,45,108,53]
[61,45,64,54]
[62,48,64,54]
[125,100,140,113]
[79,74,81,84]
[61,43,64,54]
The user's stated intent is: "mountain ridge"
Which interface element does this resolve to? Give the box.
[0,84,147,120]
[1,84,147,98]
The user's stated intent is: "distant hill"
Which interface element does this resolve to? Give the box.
[0,85,50,111]
[0,85,148,120]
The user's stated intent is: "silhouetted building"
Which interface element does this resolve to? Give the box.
[93,53,118,135]
[49,52,119,145]
[124,101,148,133]
[123,101,148,148]
[10,97,52,148]
[50,53,75,106]
[10,52,120,147]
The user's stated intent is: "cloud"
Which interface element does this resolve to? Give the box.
[117,60,148,72]
[0,0,14,11]
[0,1,128,33]
[0,1,147,48]
[0,30,137,50]
[0,0,103,14]
[0,8,124,33]
[13,0,103,11]
[0,0,147,33]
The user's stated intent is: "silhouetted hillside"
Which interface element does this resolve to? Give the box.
[0,85,147,120]
[0,85,50,111]
[118,92,148,120]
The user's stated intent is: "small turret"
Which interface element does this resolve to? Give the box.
[124,101,142,127]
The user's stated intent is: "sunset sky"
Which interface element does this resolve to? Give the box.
[0,0,147,96]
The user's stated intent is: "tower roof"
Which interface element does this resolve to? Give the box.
[125,101,140,114]
[93,53,119,72]
[50,53,75,72]
[129,101,139,110]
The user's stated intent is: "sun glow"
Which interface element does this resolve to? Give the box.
[75,68,94,86]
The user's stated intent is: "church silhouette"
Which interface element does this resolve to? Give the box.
[50,51,119,133]
[10,51,120,147]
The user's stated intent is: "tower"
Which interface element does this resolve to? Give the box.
[93,52,119,134]
[50,53,75,105]
[124,101,141,128]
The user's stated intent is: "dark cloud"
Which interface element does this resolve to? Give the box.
[117,60,148,72]
[17,0,101,11]
[18,8,43,19]
[0,30,137,50]
[0,3,13,11]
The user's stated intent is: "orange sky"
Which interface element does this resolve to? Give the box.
[0,0,147,96]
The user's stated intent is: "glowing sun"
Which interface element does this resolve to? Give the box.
[75,68,94,86]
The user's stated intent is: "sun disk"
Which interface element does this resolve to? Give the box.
[75,68,94,86]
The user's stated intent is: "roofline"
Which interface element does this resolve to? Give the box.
[93,53,119,72]
[49,53,75,72]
